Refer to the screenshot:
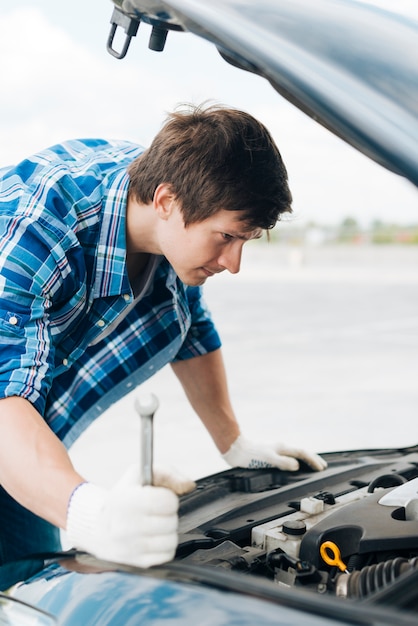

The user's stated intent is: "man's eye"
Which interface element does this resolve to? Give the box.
[221,233,233,241]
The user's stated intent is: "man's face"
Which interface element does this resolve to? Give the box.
[159,203,262,286]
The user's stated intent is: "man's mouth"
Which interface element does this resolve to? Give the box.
[201,267,221,277]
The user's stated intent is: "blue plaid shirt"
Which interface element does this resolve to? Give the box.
[0,139,221,446]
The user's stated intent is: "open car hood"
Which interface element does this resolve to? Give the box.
[108,0,418,187]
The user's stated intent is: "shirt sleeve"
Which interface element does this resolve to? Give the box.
[173,286,222,361]
[0,213,63,413]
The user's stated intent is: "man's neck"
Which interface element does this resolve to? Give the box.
[126,252,151,287]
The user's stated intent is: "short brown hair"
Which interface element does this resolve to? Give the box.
[128,103,292,230]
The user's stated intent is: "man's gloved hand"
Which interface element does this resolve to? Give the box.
[152,466,196,495]
[66,465,195,568]
[222,435,327,472]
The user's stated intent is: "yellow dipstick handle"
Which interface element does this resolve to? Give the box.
[320,541,349,573]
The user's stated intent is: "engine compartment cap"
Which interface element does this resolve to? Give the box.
[378,476,418,507]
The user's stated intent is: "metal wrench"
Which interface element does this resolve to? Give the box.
[134,392,159,486]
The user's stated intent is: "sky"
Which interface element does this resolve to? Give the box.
[1,0,417,228]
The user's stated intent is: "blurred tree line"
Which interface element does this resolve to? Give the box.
[270,217,418,245]
[336,217,418,244]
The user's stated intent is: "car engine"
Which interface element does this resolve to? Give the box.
[178,448,418,609]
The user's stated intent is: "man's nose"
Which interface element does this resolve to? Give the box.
[218,243,243,274]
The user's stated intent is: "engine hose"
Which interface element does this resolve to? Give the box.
[342,557,418,598]
[367,473,406,493]
[346,553,366,571]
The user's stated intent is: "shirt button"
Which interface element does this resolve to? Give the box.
[123,294,131,302]
[8,316,18,325]
[97,320,105,327]
[62,358,69,366]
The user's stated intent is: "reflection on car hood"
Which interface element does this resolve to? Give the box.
[111,0,418,187]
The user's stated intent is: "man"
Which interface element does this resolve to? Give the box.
[0,104,326,574]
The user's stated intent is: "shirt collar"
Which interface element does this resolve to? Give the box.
[93,168,132,298]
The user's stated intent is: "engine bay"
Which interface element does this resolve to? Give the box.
[5,446,418,626]
[177,447,418,611]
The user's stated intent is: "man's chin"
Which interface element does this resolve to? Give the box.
[176,270,207,287]
[184,276,207,287]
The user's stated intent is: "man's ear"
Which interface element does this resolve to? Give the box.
[153,183,176,220]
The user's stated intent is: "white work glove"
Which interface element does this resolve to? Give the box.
[66,465,196,568]
[222,435,327,472]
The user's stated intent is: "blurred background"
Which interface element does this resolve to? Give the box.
[1,1,417,484]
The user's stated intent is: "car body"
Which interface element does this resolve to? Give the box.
[1,1,417,624]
